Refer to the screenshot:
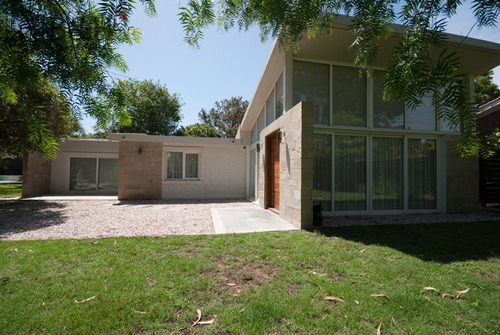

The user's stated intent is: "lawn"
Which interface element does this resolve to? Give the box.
[1,222,499,334]
[0,183,21,197]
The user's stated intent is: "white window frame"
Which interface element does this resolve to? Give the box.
[163,148,200,181]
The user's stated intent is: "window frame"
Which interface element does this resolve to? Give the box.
[164,149,201,181]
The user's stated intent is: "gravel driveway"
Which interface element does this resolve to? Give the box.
[0,199,255,241]
[1,198,499,241]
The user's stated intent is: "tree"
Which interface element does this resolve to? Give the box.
[199,97,248,138]
[0,77,76,158]
[0,0,155,157]
[97,79,182,136]
[175,123,222,137]
[179,0,500,156]
[474,71,500,106]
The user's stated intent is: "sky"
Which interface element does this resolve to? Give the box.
[81,0,500,132]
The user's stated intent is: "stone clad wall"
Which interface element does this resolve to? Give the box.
[22,151,51,197]
[118,141,163,199]
[258,102,314,229]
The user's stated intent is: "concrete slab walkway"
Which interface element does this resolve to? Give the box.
[211,206,299,234]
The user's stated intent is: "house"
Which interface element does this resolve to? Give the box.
[23,19,500,229]
[237,19,500,228]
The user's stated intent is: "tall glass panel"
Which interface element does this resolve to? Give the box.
[373,71,405,128]
[332,66,367,127]
[407,95,436,131]
[335,136,366,211]
[408,139,437,209]
[372,138,403,210]
[185,154,199,178]
[266,88,276,126]
[293,61,330,125]
[249,149,256,199]
[98,158,118,192]
[313,134,332,211]
[70,158,97,192]
[251,123,258,144]
[276,73,284,118]
[257,108,265,134]
[166,152,183,179]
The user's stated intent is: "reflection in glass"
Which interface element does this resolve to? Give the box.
[335,136,366,211]
[293,61,330,125]
[372,138,403,210]
[408,139,437,209]
[373,71,405,128]
[70,158,97,192]
[332,66,367,127]
[313,134,332,211]
[98,158,118,192]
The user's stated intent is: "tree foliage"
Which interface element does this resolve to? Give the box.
[0,78,76,159]
[199,96,248,138]
[97,79,182,136]
[474,70,500,106]
[0,0,155,157]
[179,0,500,156]
[175,123,222,137]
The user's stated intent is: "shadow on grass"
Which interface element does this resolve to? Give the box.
[313,221,500,263]
[0,200,67,238]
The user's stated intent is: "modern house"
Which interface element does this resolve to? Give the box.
[23,19,500,229]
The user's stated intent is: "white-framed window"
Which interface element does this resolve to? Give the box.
[165,150,200,180]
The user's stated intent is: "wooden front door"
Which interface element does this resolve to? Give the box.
[266,131,280,210]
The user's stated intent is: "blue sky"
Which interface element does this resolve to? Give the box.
[82,0,500,132]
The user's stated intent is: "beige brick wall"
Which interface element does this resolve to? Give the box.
[445,135,480,212]
[22,151,51,197]
[118,141,163,199]
[258,102,314,229]
[162,144,246,199]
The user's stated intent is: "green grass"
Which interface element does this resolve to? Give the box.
[0,183,22,197]
[1,222,499,334]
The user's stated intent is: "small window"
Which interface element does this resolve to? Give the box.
[166,151,200,180]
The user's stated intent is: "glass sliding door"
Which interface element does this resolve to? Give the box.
[372,138,403,210]
[335,136,367,211]
[98,158,118,192]
[408,139,437,209]
[70,158,97,192]
[313,134,332,211]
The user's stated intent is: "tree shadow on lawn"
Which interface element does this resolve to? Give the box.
[313,221,500,263]
[0,200,67,238]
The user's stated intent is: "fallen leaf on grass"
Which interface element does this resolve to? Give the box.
[455,288,470,299]
[360,248,366,253]
[312,271,327,277]
[227,283,236,286]
[354,300,360,305]
[192,309,202,326]
[192,309,216,326]
[424,287,470,299]
[133,309,146,314]
[377,322,382,335]
[74,296,95,303]
[323,296,345,302]
[371,294,391,300]
[197,318,216,325]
